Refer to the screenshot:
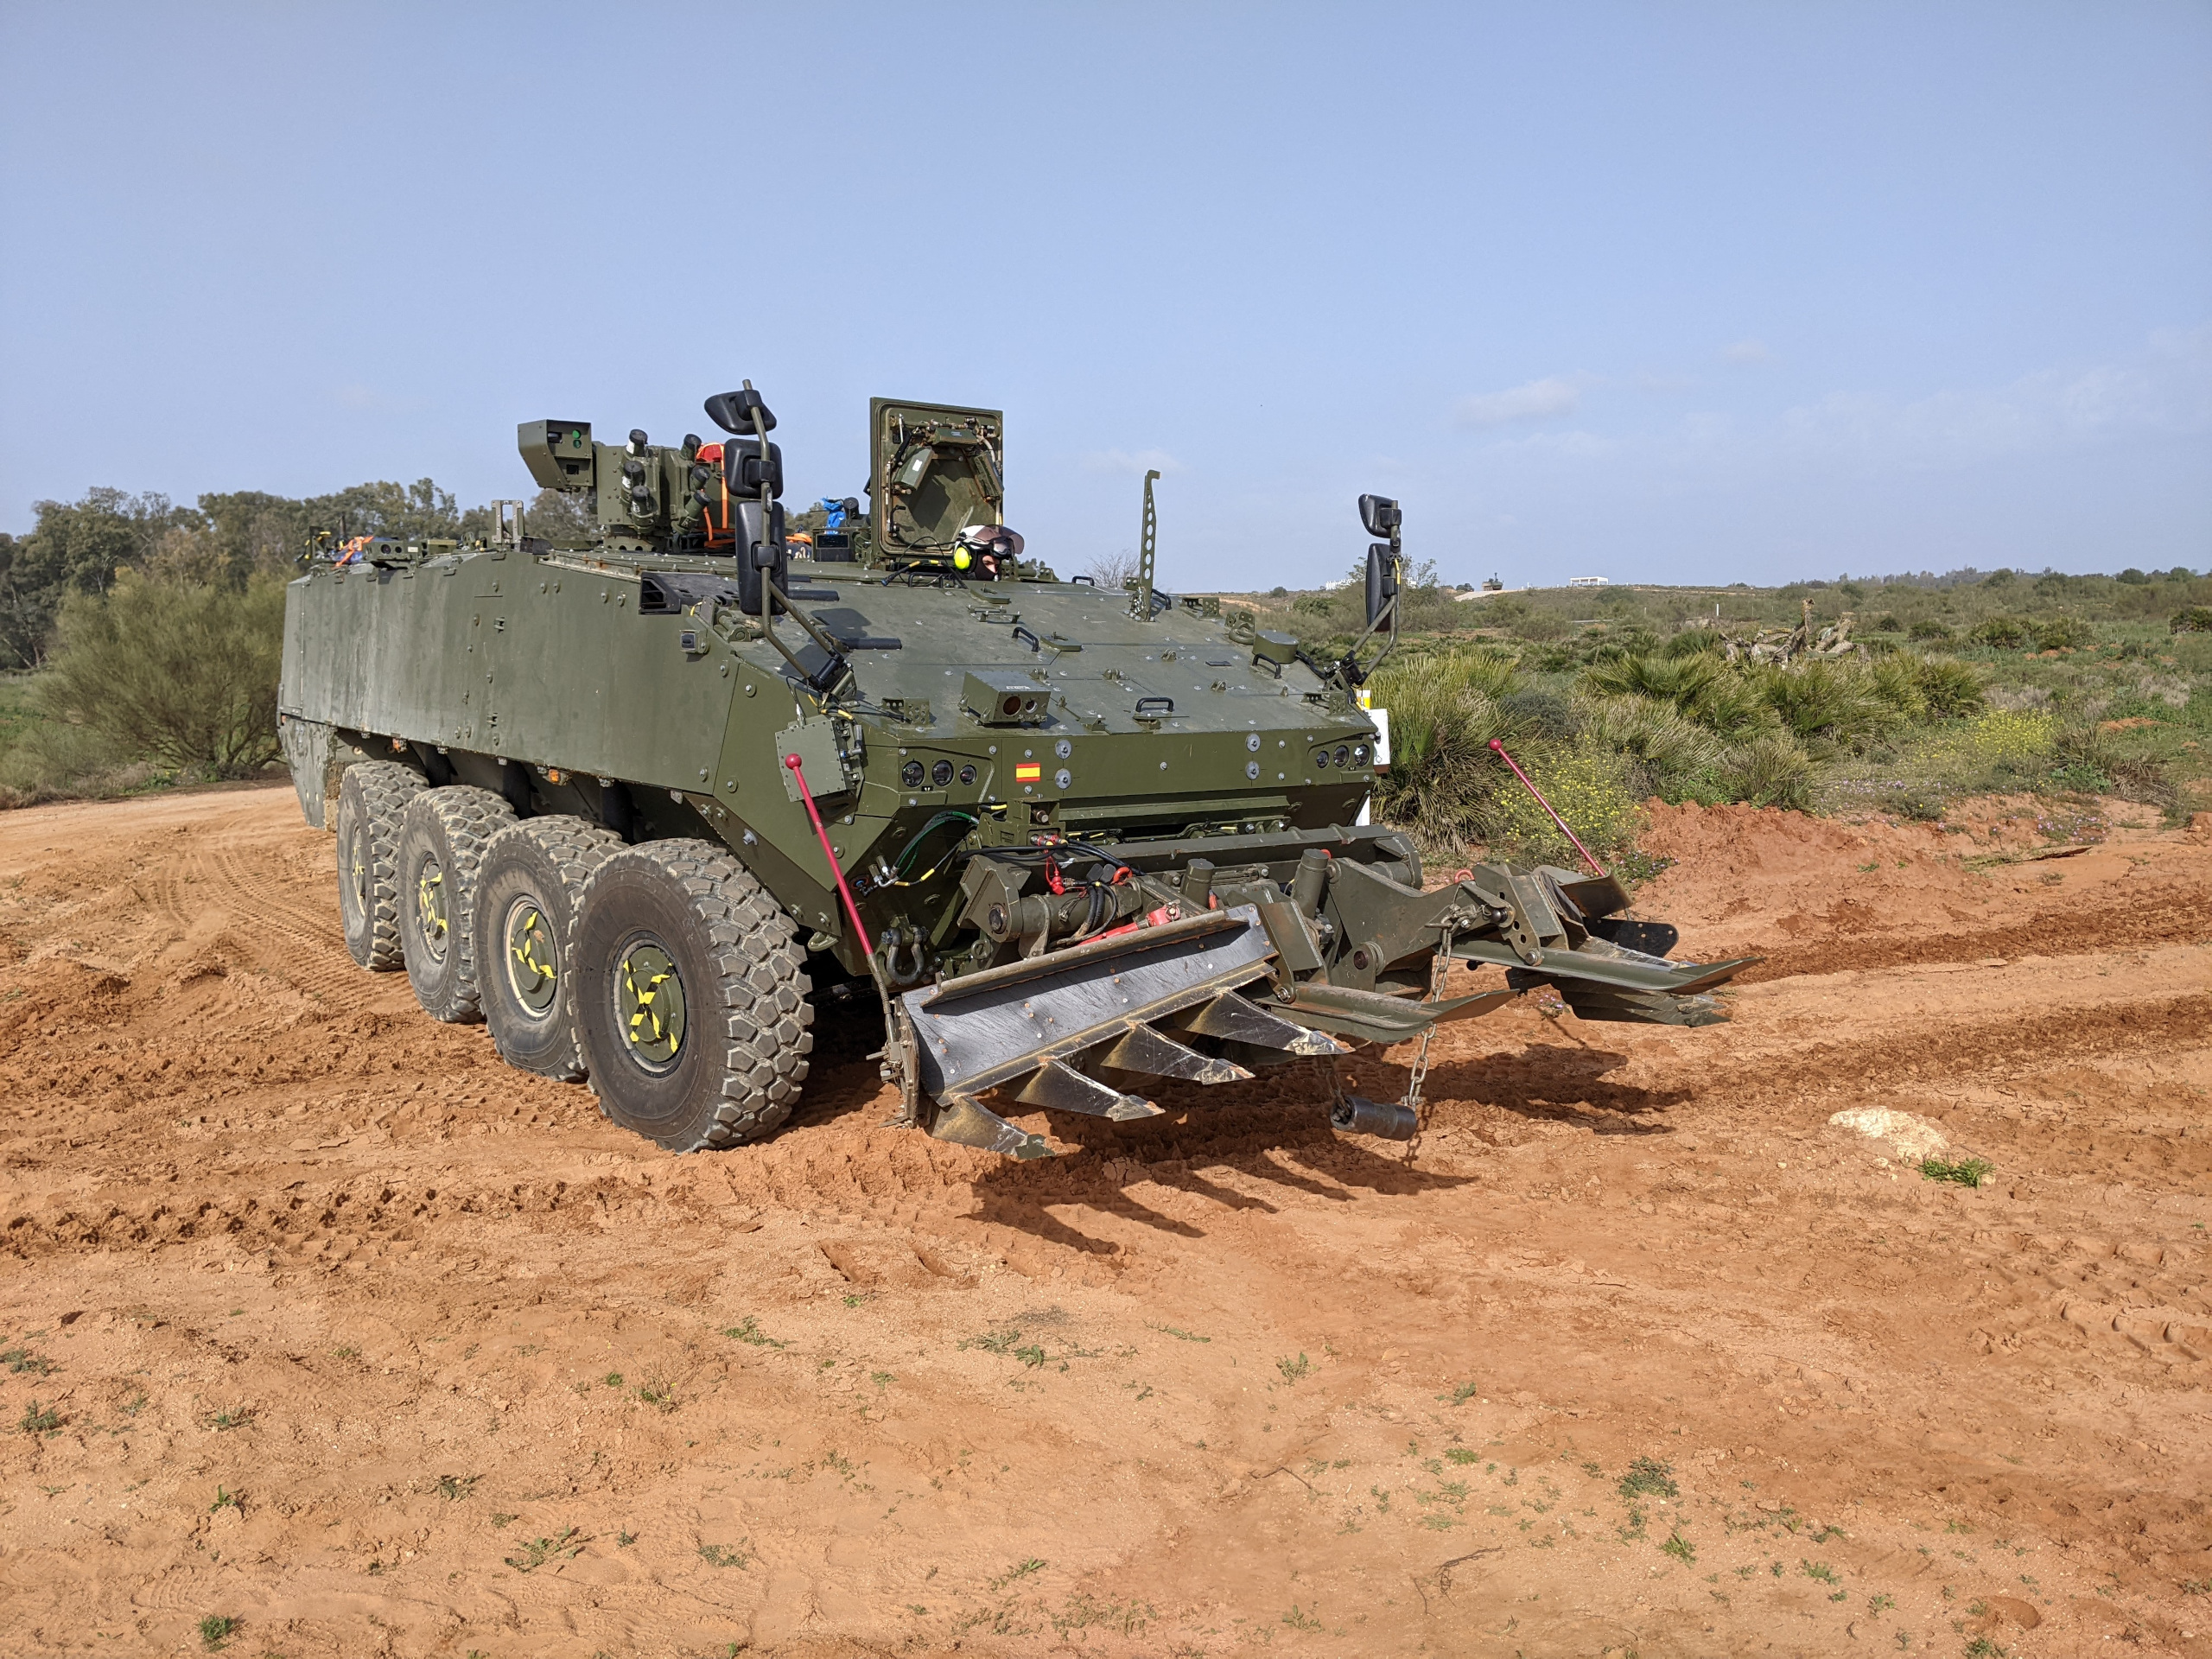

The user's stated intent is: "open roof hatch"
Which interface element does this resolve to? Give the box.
[868,397,1005,557]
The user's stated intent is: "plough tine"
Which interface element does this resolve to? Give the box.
[1008,1060,1165,1121]
[1166,990,1344,1057]
[926,1094,1053,1159]
[1088,1021,1250,1084]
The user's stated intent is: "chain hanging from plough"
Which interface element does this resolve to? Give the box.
[1325,925,1456,1147]
[1395,925,1454,1156]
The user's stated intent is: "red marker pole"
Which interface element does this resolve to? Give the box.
[782,754,874,958]
[1487,738,1605,877]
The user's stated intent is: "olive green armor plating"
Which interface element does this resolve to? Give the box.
[280,389,1753,1159]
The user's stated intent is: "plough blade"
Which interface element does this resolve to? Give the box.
[1452,938,1759,997]
[928,1094,1053,1159]
[1281,982,1519,1046]
[1516,979,1731,1028]
[1091,1021,1250,1084]
[1163,989,1345,1056]
[904,904,1333,1149]
[1008,1060,1164,1121]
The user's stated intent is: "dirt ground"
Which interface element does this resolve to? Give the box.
[2,785,2209,1659]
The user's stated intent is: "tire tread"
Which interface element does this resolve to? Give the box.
[478,815,626,1080]
[397,785,517,1021]
[575,838,812,1151]
[336,761,427,970]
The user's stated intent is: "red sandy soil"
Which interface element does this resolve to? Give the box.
[1,786,2208,1658]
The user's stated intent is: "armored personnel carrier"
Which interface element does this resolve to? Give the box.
[278,388,1751,1158]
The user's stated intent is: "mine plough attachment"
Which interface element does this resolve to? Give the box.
[895,846,1758,1156]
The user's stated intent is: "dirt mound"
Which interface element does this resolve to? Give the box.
[3,785,2209,1656]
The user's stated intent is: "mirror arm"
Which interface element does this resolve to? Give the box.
[1327,587,1399,690]
[1367,542,1405,677]
[759,575,855,696]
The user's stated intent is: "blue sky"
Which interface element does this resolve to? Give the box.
[2,2,2206,589]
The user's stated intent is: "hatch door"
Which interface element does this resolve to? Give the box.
[868,398,1005,557]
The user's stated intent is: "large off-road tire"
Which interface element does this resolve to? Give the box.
[395,785,517,1023]
[334,761,427,970]
[475,816,626,1081]
[570,839,813,1152]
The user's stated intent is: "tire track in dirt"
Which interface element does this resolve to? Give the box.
[1735,882,2212,983]
[6,788,2212,1659]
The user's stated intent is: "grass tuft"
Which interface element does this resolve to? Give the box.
[1618,1457,1678,1500]
[1920,1156,1994,1188]
[504,1527,582,1573]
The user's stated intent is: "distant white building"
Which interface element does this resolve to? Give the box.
[1566,575,1611,588]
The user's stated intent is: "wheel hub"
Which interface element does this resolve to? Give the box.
[504,897,561,1017]
[346,829,369,924]
[615,938,685,1071]
[415,856,448,962]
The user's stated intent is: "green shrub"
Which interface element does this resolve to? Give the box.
[31,570,283,779]
[1911,657,1986,719]
[2053,722,2177,806]
[2172,606,2212,634]
[1751,659,1901,747]
[1907,618,1954,643]
[1370,647,1522,770]
[1968,617,2031,649]
[2031,614,2093,651]
[0,709,148,807]
[1496,688,1577,739]
[1573,693,1723,800]
[1720,733,1813,810]
[1475,741,1643,861]
[1580,652,1770,740]
[1510,607,1568,643]
[1866,655,1929,723]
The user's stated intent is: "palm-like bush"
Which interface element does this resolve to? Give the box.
[1911,657,1986,719]
[1748,658,1906,747]
[1719,733,1814,810]
[1580,651,1771,741]
[1572,693,1723,799]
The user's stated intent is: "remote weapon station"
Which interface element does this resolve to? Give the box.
[279,388,1751,1158]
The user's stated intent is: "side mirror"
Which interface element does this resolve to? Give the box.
[1364,543,1399,627]
[722,436,784,500]
[733,499,788,613]
[1358,493,1402,539]
[704,389,776,435]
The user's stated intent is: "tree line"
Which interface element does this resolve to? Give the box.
[0,480,586,671]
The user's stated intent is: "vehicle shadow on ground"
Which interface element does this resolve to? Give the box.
[1413,1043,1691,1135]
[957,1084,1481,1255]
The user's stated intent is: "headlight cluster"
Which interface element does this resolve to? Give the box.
[900,759,977,790]
[1311,743,1371,771]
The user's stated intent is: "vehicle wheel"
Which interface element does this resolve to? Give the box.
[396,785,517,1022]
[475,816,626,1081]
[334,761,426,970]
[571,839,813,1151]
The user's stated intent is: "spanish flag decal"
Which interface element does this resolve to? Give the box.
[1014,762,1043,782]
